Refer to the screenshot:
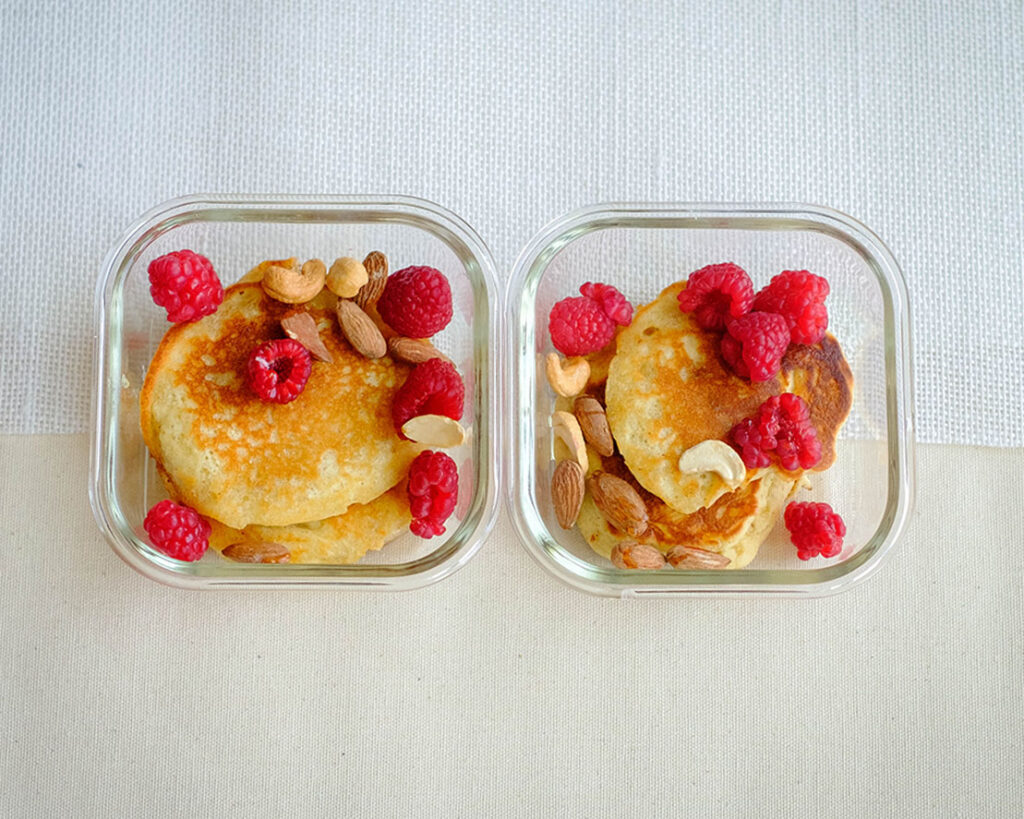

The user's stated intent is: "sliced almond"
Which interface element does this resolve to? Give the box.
[401,414,467,447]
[387,335,451,365]
[588,471,648,538]
[610,540,666,570]
[552,410,588,471]
[336,299,387,359]
[545,353,590,398]
[573,396,614,457]
[222,541,291,564]
[326,256,369,299]
[665,544,731,569]
[281,310,333,363]
[551,459,585,529]
[355,250,389,309]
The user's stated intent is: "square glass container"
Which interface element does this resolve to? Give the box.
[508,203,914,597]
[91,195,499,589]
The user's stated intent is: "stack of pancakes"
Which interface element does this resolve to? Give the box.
[572,281,852,569]
[140,281,423,564]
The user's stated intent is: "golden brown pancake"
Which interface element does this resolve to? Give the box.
[141,282,422,529]
[206,484,411,564]
[575,452,801,569]
[604,281,852,514]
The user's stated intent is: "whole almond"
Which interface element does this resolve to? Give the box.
[387,335,451,365]
[665,544,731,569]
[355,250,389,309]
[281,310,333,363]
[551,459,585,529]
[573,396,614,457]
[588,471,648,537]
[222,541,291,564]
[610,540,666,570]
[336,299,387,359]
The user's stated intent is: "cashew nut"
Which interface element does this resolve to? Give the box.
[552,410,588,471]
[677,439,746,489]
[261,259,326,304]
[545,353,590,398]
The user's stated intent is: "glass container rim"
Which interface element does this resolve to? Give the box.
[89,193,501,590]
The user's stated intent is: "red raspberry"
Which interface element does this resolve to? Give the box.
[784,502,846,560]
[677,263,754,331]
[752,269,830,345]
[731,393,821,471]
[579,282,633,326]
[721,312,791,381]
[407,450,459,538]
[730,416,774,469]
[246,338,312,404]
[148,250,224,323]
[548,296,616,356]
[392,358,465,436]
[771,393,822,471]
[377,265,453,338]
[143,499,210,561]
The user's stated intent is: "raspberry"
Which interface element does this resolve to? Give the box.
[771,393,822,471]
[246,338,312,404]
[407,450,459,538]
[676,263,754,331]
[731,393,822,471]
[579,282,633,326]
[752,269,830,345]
[721,312,791,381]
[730,416,774,469]
[392,358,465,436]
[143,499,210,561]
[784,502,846,560]
[377,265,453,338]
[548,296,616,356]
[148,250,224,323]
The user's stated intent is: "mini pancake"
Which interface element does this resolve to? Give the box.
[575,453,802,569]
[604,281,852,514]
[206,484,411,565]
[141,282,422,529]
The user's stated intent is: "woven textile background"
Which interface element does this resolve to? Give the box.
[1,0,1022,443]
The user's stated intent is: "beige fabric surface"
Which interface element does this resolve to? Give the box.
[0,434,1020,816]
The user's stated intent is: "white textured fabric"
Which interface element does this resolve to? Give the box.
[1,0,1023,443]
[0,435,1021,816]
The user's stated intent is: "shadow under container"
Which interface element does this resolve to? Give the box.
[91,195,499,589]
[508,203,914,597]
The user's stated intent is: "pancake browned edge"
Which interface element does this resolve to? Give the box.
[206,484,412,565]
[779,335,853,470]
[141,282,423,530]
[153,462,411,565]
